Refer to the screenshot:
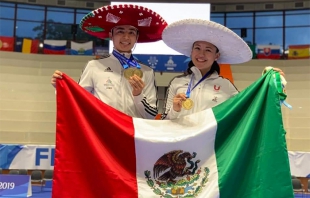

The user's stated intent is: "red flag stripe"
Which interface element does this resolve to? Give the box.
[31,40,40,53]
[43,49,66,55]
[0,36,15,51]
[53,74,138,197]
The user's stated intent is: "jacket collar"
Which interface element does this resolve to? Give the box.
[190,66,219,80]
[111,48,132,60]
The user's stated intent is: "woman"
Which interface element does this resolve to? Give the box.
[161,19,284,120]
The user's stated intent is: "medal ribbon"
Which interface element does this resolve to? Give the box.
[112,50,141,70]
[274,71,292,109]
[185,70,212,98]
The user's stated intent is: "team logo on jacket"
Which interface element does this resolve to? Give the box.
[212,96,218,103]
[144,150,209,197]
[104,67,113,72]
[214,85,221,91]
[103,78,114,89]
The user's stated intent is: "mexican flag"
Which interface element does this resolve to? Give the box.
[52,71,293,198]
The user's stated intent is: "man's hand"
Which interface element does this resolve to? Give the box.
[129,75,145,96]
[51,70,63,88]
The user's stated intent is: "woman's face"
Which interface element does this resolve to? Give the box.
[191,41,220,72]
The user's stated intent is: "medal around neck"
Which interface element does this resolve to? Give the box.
[182,98,194,110]
[124,68,143,79]
[124,68,135,80]
[133,68,143,78]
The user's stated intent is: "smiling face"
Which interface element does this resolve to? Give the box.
[109,25,139,53]
[191,41,220,75]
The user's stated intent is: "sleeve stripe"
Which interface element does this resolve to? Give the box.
[160,112,167,120]
[145,107,157,117]
[141,99,158,115]
[142,97,157,111]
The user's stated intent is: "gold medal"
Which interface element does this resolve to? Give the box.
[132,68,143,78]
[124,68,134,80]
[182,98,194,110]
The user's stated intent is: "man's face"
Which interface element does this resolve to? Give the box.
[109,25,138,53]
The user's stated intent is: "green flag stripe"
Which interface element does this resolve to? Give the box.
[212,70,293,198]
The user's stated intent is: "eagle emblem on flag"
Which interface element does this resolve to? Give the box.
[144,150,210,197]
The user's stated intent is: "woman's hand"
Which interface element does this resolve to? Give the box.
[273,67,285,76]
[173,93,187,112]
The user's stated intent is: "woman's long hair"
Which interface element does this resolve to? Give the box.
[186,47,220,75]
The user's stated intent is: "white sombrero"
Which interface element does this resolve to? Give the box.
[162,19,252,64]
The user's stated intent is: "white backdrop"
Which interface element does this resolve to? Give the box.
[109,2,210,55]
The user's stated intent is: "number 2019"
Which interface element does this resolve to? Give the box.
[0,182,15,189]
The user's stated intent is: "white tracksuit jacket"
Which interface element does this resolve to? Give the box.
[78,52,158,119]
[162,66,239,120]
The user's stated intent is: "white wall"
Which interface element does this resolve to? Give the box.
[0,51,309,151]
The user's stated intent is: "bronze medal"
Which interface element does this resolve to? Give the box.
[182,98,194,110]
[133,68,143,78]
[124,68,134,80]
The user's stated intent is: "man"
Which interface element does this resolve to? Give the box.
[51,4,167,119]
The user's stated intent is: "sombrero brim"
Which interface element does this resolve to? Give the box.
[162,19,252,64]
[80,4,167,43]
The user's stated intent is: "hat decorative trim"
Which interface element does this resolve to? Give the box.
[106,13,121,24]
[162,19,253,64]
[80,4,167,43]
[138,17,152,27]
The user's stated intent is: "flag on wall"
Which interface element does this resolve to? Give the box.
[70,41,93,55]
[15,37,24,52]
[43,40,66,55]
[22,38,40,54]
[257,45,281,59]
[53,71,293,198]
[0,36,14,51]
[248,44,257,59]
[288,45,310,59]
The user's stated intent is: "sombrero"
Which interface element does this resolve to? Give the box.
[162,19,252,64]
[80,4,167,43]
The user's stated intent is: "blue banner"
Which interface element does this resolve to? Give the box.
[94,47,109,57]
[0,144,54,170]
[133,54,191,72]
[0,175,31,197]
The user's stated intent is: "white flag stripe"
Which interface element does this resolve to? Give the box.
[71,41,93,50]
[257,45,281,50]
[43,40,67,46]
[134,109,219,197]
